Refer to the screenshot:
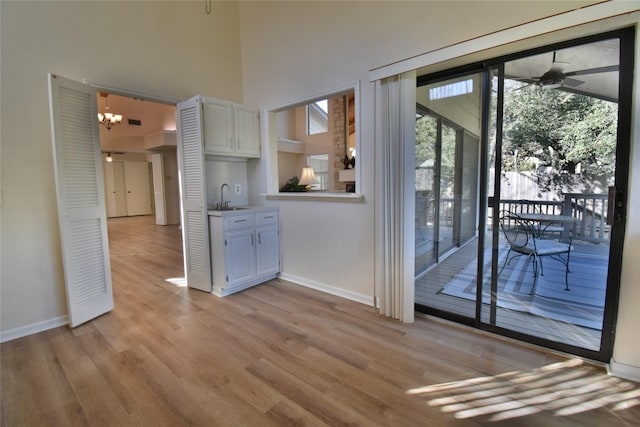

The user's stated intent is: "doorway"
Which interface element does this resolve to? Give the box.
[48,75,186,326]
[97,92,179,221]
[414,28,634,362]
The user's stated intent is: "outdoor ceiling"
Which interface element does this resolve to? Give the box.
[504,38,620,103]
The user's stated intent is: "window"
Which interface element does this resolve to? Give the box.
[268,84,361,198]
[307,99,328,135]
[429,79,473,100]
[308,154,329,190]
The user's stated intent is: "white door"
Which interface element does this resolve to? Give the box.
[112,161,127,216]
[151,153,167,225]
[124,161,152,216]
[176,96,211,292]
[103,160,127,218]
[48,73,114,327]
[103,161,117,217]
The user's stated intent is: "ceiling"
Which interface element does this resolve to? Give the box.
[97,93,176,151]
[504,38,620,102]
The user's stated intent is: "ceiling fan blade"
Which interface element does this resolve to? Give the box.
[564,65,619,77]
[563,77,585,87]
[514,83,533,91]
[509,77,538,83]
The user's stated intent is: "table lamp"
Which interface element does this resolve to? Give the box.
[299,167,317,191]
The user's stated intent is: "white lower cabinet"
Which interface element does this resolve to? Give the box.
[209,208,280,296]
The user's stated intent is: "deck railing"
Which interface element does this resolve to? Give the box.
[563,193,610,244]
[499,193,610,244]
[417,192,611,245]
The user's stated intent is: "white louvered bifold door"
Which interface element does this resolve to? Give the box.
[48,74,114,327]
[176,96,211,292]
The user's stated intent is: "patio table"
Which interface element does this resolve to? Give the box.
[517,213,577,242]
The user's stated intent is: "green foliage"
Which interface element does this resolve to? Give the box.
[415,115,456,178]
[502,84,617,175]
[279,176,305,192]
[415,115,436,164]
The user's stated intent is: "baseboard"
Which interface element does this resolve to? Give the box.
[0,315,69,343]
[278,273,374,307]
[607,357,640,382]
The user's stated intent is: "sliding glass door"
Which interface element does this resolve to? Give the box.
[415,28,634,361]
[414,73,482,319]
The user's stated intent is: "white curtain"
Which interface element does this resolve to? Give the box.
[374,71,416,322]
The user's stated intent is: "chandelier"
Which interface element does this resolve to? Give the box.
[97,92,123,130]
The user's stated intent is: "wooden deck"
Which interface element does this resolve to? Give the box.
[415,238,607,351]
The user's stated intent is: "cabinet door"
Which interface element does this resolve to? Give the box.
[203,99,234,155]
[256,224,280,277]
[225,228,256,288]
[234,106,261,157]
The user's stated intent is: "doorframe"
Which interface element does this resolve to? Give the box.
[88,82,185,280]
[414,27,635,362]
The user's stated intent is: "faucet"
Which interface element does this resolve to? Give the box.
[219,183,230,210]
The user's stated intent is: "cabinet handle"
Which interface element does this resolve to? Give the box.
[258,232,261,245]
[236,138,240,150]
[234,219,247,223]
[263,215,274,219]
[251,234,254,246]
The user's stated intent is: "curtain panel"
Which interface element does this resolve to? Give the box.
[374,71,416,322]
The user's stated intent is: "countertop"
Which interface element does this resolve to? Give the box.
[207,206,278,217]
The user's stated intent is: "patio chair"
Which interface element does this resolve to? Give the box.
[498,211,572,295]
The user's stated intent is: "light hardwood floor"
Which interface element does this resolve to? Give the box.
[2,216,639,426]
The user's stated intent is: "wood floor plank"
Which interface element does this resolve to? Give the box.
[2,216,638,426]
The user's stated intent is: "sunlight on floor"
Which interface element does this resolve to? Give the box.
[407,359,640,421]
[166,277,187,287]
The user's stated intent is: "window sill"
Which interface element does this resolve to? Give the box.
[265,192,365,203]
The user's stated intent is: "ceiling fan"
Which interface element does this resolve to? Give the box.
[514,51,619,90]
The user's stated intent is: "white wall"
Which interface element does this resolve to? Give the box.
[205,159,250,208]
[612,26,640,380]
[0,1,244,337]
[238,0,640,375]
[239,0,600,303]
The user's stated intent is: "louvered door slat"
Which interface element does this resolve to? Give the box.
[48,74,113,327]
[176,96,211,292]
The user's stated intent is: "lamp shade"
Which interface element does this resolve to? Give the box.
[298,166,317,186]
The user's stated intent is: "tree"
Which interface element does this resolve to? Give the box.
[502,83,617,176]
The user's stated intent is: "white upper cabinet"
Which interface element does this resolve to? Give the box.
[202,97,260,158]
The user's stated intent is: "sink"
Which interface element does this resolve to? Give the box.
[213,206,249,212]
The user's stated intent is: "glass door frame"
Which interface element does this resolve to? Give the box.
[415,27,635,362]
[415,106,474,275]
